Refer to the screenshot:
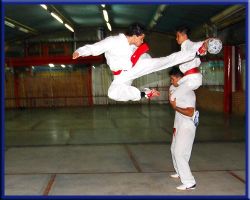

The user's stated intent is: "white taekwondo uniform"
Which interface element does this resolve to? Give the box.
[170,39,203,105]
[169,84,197,186]
[75,33,202,101]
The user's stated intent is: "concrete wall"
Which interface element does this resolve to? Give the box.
[196,87,245,116]
[147,32,177,57]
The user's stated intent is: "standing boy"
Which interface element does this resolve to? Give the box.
[169,66,198,190]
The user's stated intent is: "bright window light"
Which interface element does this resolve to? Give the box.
[106,22,112,31]
[51,12,63,24]
[64,23,74,32]
[103,10,109,22]
[40,4,47,10]
[49,63,55,67]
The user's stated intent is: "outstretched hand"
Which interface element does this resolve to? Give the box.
[72,52,80,59]
[198,39,209,56]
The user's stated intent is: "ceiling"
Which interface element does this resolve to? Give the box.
[4,4,245,43]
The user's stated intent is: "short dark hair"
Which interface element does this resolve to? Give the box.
[175,25,190,37]
[126,23,146,36]
[168,66,184,77]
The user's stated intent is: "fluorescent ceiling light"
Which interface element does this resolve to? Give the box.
[64,23,74,32]
[51,12,63,24]
[101,4,105,8]
[5,21,15,28]
[103,10,109,22]
[40,4,47,10]
[61,64,66,68]
[49,63,55,67]
[18,27,29,33]
[106,22,112,31]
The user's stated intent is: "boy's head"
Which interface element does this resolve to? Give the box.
[175,25,190,45]
[169,66,184,87]
[126,23,146,47]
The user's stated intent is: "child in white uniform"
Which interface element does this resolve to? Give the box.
[169,66,197,191]
[73,23,207,102]
[170,26,208,121]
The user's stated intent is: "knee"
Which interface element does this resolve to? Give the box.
[108,89,117,101]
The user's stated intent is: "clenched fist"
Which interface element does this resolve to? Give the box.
[72,51,80,59]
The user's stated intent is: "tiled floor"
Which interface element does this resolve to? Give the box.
[4,104,246,196]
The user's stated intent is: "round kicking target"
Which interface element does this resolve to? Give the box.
[208,38,222,54]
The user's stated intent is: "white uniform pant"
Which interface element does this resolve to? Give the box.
[108,79,141,101]
[108,50,197,101]
[171,121,196,185]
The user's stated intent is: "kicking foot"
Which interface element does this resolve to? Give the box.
[176,184,196,191]
[144,88,160,99]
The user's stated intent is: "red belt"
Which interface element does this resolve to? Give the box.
[112,70,122,75]
[184,67,200,76]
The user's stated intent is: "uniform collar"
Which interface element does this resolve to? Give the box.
[119,33,129,43]
[181,39,190,48]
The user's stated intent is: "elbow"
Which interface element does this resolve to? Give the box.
[187,108,195,117]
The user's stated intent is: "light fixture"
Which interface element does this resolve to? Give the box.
[5,21,15,28]
[40,4,47,10]
[148,5,168,29]
[106,22,112,31]
[51,12,63,24]
[64,23,74,32]
[49,63,55,67]
[18,27,29,33]
[61,64,66,68]
[101,4,105,8]
[92,65,95,69]
[40,6,74,33]
[102,10,109,22]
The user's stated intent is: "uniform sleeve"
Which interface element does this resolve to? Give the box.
[169,84,177,94]
[182,40,204,53]
[184,92,196,108]
[75,36,116,56]
[190,41,204,52]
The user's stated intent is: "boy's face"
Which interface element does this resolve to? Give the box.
[132,34,145,47]
[176,31,187,45]
[170,75,182,87]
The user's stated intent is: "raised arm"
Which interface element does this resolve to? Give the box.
[72,36,116,59]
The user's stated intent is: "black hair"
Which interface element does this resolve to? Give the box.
[175,25,190,37]
[168,66,184,77]
[125,22,146,36]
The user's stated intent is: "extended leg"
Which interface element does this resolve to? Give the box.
[114,49,197,84]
